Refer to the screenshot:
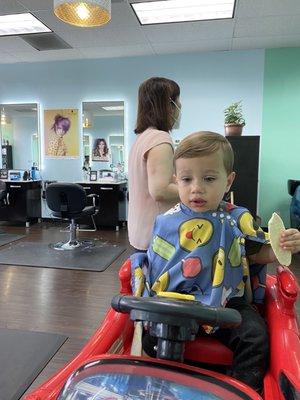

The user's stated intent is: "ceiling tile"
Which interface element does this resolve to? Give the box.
[152,38,231,55]
[235,15,300,37]
[232,35,300,50]
[79,43,154,59]
[0,36,36,52]
[16,0,52,11]
[144,20,234,43]
[0,50,20,63]
[12,48,83,62]
[58,26,147,48]
[237,0,300,18]
[235,0,263,18]
[109,2,140,27]
[0,0,26,14]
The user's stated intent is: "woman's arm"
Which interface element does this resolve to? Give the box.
[146,143,179,203]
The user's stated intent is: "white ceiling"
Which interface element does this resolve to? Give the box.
[0,0,300,64]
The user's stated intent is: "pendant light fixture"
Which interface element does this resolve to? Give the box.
[54,0,111,27]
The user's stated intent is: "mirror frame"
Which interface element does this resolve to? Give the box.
[82,100,125,173]
[0,102,41,171]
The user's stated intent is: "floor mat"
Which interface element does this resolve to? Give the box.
[0,241,126,272]
[0,233,25,247]
[0,328,67,400]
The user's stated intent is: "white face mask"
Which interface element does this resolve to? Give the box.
[170,99,181,130]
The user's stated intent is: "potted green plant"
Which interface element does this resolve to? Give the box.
[224,101,245,136]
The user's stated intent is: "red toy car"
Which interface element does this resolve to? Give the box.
[25,260,300,400]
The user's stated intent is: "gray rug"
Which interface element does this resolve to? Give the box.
[0,241,126,272]
[0,328,67,400]
[0,233,25,247]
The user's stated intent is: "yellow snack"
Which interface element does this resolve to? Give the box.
[268,212,291,266]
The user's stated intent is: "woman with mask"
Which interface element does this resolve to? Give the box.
[128,77,181,251]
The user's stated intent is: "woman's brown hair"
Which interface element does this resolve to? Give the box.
[134,77,180,134]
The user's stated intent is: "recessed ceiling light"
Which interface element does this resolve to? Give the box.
[102,106,124,111]
[130,0,235,25]
[0,13,51,37]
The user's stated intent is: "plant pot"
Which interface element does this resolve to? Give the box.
[224,124,244,137]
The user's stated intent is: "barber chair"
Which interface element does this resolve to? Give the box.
[288,179,300,229]
[46,182,97,250]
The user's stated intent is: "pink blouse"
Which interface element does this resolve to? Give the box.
[128,128,174,250]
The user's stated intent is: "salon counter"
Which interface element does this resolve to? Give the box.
[0,180,42,226]
[76,180,127,185]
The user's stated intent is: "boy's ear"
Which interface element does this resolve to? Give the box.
[226,171,236,192]
[173,174,177,184]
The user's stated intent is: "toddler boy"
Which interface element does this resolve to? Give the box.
[131,131,300,392]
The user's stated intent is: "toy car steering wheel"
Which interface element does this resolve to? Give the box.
[112,295,241,361]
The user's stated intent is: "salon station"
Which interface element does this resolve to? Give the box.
[0,100,126,229]
[0,0,299,399]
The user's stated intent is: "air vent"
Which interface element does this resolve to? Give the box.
[20,32,72,51]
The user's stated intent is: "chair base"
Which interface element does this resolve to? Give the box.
[60,214,97,233]
[50,239,95,251]
[77,214,97,232]
[50,218,97,250]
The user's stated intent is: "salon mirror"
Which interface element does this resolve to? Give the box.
[0,103,40,171]
[82,101,124,177]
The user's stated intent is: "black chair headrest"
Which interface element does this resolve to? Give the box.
[45,183,86,214]
[288,179,300,196]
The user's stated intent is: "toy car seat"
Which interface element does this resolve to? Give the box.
[118,258,234,366]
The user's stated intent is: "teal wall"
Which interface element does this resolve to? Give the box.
[259,48,300,226]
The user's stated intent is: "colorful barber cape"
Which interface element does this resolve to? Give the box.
[131,202,269,309]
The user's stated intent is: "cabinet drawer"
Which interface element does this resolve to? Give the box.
[0,181,42,222]
[77,182,127,228]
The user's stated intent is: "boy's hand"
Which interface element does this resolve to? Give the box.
[280,229,300,254]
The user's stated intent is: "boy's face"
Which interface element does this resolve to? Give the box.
[175,150,235,212]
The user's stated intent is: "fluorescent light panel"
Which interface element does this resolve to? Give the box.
[102,106,124,111]
[131,0,235,25]
[0,13,51,36]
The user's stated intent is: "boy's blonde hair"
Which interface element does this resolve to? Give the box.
[174,131,234,175]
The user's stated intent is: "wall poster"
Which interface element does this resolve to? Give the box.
[44,109,79,158]
[92,138,110,162]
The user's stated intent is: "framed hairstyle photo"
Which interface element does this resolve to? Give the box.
[92,138,110,162]
[89,170,98,181]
